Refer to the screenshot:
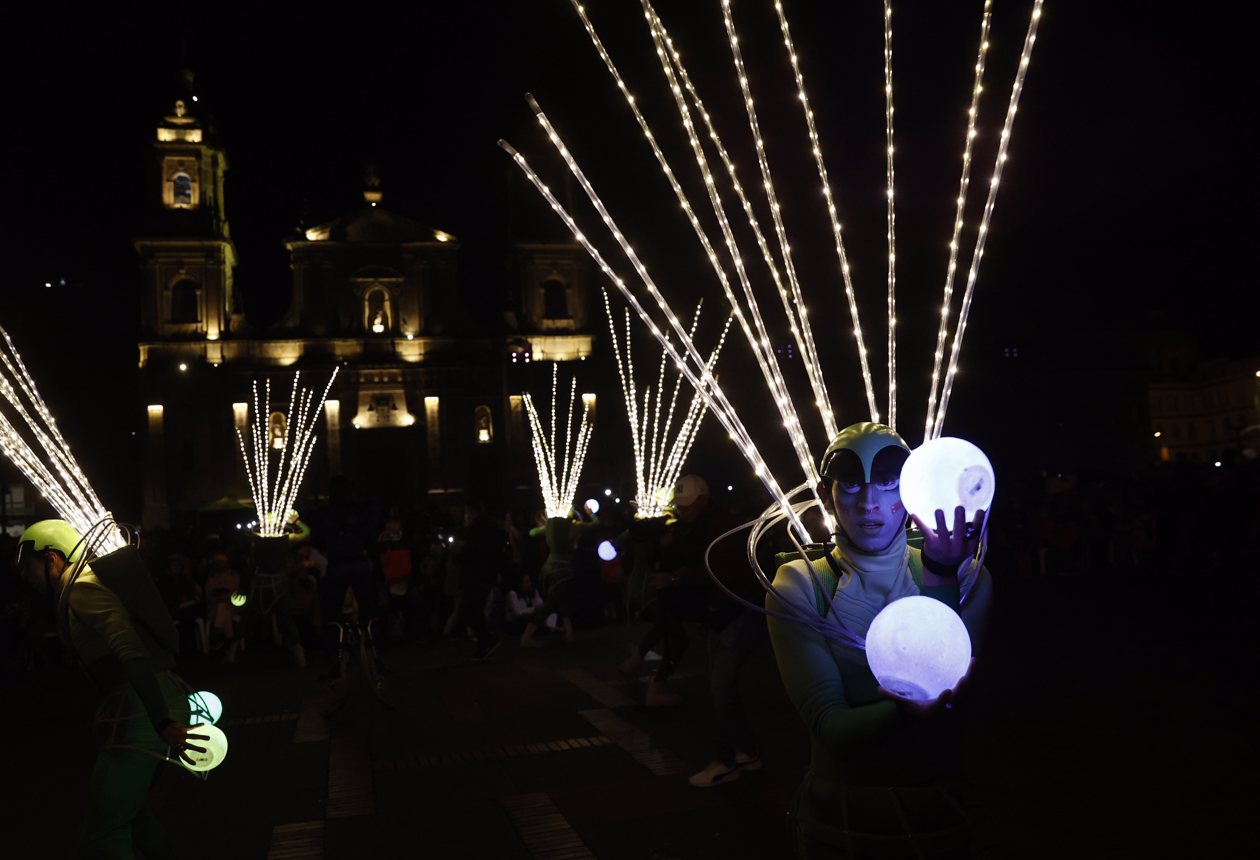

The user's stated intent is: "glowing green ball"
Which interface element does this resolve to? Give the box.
[188,690,222,725]
[181,723,230,772]
[230,592,247,607]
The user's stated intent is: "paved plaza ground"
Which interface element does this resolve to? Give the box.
[4,572,1254,858]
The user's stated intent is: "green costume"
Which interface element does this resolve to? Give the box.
[766,424,994,857]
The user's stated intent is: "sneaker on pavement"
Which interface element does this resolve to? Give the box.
[689,761,741,788]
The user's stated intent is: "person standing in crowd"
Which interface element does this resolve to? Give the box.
[767,423,993,857]
[458,498,509,660]
[310,476,377,651]
[15,520,207,858]
[376,515,415,639]
[520,510,597,648]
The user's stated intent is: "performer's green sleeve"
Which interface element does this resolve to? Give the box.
[765,587,896,752]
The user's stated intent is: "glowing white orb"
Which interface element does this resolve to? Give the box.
[188,690,223,725]
[900,437,995,522]
[865,596,971,701]
[604,488,612,497]
[597,540,618,561]
[230,592,247,607]
[585,498,601,515]
[181,723,229,772]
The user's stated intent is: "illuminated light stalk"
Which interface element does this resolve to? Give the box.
[675,0,836,440]
[523,365,594,519]
[882,0,898,431]
[772,0,880,423]
[643,4,818,485]
[564,2,821,486]
[604,289,731,519]
[499,140,810,540]
[933,0,1044,439]
[236,368,339,536]
[924,0,993,444]
[0,327,124,552]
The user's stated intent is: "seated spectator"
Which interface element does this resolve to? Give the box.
[505,573,556,636]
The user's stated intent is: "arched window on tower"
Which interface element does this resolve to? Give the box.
[170,278,200,324]
[474,405,493,444]
[542,278,569,320]
[172,173,194,208]
[364,286,392,335]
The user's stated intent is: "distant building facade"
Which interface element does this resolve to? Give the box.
[136,88,594,528]
[1149,358,1260,465]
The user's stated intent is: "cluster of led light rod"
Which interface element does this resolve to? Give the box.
[565,0,826,491]
[924,0,993,443]
[930,0,1044,439]
[0,326,124,552]
[500,140,810,540]
[235,368,339,536]
[771,0,879,424]
[523,363,595,520]
[603,289,731,519]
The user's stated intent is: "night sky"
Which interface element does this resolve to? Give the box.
[4,1,1256,515]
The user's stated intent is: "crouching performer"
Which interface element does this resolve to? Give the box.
[17,519,206,859]
[767,424,993,859]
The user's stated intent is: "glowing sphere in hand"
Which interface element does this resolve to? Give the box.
[181,723,230,772]
[900,437,995,522]
[230,592,247,607]
[188,690,223,725]
[865,596,971,701]
[597,540,618,561]
[584,498,601,515]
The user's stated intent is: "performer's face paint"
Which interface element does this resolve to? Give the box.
[821,445,908,553]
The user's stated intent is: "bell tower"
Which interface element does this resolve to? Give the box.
[135,71,239,348]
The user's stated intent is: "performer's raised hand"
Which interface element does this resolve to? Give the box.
[911,506,985,569]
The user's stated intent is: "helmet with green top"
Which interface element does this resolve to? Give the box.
[818,422,910,485]
[16,519,86,566]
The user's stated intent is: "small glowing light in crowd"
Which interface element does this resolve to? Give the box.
[1153,431,1162,438]
[230,592,247,607]
[865,595,971,701]
[433,230,453,243]
[597,540,618,561]
[235,523,242,530]
[44,282,52,289]
[614,497,621,504]
[727,485,733,491]
[180,723,229,773]
[1214,461,1222,468]
[191,95,199,102]
[604,488,612,497]
[188,691,223,725]
[900,436,995,523]
[447,536,455,544]
[584,498,600,514]
[178,363,188,372]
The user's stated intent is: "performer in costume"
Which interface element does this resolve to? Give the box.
[521,514,596,647]
[767,423,993,858]
[16,519,207,859]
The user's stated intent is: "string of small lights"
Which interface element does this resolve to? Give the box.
[924,0,993,443]
[523,363,595,519]
[0,327,124,552]
[604,289,732,519]
[499,140,811,540]
[882,0,898,431]
[770,0,880,423]
[235,368,338,536]
[933,0,1044,439]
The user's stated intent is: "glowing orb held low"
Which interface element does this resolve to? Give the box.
[188,690,223,725]
[584,498,601,515]
[180,723,229,772]
[597,540,618,561]
[900,437,995,522]
[230,592,247,607]
[865,596,971,702]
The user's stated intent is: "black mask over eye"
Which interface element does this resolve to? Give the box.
[822,447,907,494]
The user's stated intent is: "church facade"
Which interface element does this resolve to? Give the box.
[136,92,596,529]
